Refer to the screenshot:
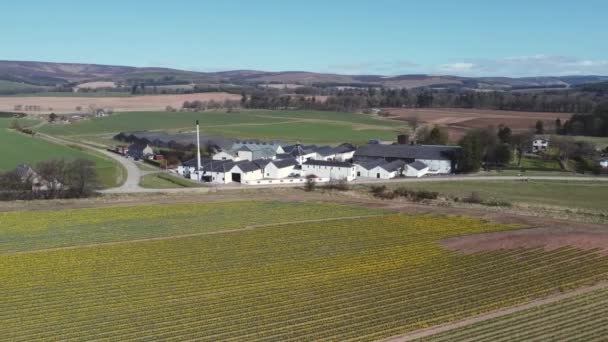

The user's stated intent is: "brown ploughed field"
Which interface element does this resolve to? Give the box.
[386,108,572,140]
[0,93,241,114]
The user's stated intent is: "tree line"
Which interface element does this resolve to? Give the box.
[0,159,100,201]
[556,103,608,137]
[238,87,605,114]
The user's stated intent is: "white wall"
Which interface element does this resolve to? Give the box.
[416,159,452,174]
[335,151,355,162]
[367,167,397,179]
[213,151,238,161]
[237,150,253,161]
[302,164,357,181]
[264,163,296,179]
[404,166,429,178]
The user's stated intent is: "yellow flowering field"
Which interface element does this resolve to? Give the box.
[2,212,608,341]
[0,200,383,253]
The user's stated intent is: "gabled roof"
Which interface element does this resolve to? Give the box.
[378,160,406,172]
[333,143,356,154]
[314,146,336,157]
[232,160,262,173]
[355,158,386,170]
[355,144,461,161]
[304,160,353,168]
[252,159,272,168]
[272,158,298,169]
[275,153,292,159]
[408,160,429,171]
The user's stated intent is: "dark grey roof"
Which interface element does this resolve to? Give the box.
[355,144,461,161]
[232,160,262,173]
[252,159,272,168]
[272,158,298,168]
[275,153,291,159]
[183,157,213,167]
[304,160,353,168]
[203,160,235,173]
[355,158,386,170]
[408,161,429,171]
[333,143,356,154]
[314,146,336,157]
[127,142,150,152]
[379,160,406,172]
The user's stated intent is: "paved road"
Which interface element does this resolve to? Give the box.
[37,133,143,192]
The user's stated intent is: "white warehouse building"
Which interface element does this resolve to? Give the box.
[302,160,357,181]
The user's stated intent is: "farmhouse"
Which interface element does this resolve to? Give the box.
[127,142,154,160]
[354,144,461,174]
[532,135,550,153]
[597,158,608,169]
[302,160,357,181]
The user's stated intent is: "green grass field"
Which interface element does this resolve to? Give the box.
[0,201,382,253]
[0,80,48,93]
[425,286,608,341]
[2,201,607,340]
[139,172,205,188]
[0,119,123,188]
[509,157,563,171]
[371,180,608,211]
[37,110,408,144]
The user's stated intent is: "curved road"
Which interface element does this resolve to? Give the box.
[38,133,143,191]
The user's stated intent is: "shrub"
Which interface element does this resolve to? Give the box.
[462,192,483,204]
[322,179,349,191]
[304,178,316,192]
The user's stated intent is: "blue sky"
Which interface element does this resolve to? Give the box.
[2,0,607,76]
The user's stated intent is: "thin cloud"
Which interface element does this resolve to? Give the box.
[435,55,608,77]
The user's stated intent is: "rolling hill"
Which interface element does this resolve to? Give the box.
[1,60,608,92]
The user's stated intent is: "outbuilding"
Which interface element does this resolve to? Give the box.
[302,160,357,181]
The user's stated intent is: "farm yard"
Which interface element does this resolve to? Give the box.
[2,198,608,341]
[386,108,571,140]
[0,118,123,188]
[37,110,408,145]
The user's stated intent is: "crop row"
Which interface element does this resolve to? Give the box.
[2,214,607,341]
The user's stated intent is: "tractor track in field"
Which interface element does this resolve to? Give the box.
[2,214,387,256]
[379,280,608,342]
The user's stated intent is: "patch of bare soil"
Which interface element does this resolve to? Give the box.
[443,228,608,255]
[0,93,241,114]
[385,108,572,141]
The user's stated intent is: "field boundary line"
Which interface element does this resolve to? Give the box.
[378,280,608,342]
[3,214,388,256]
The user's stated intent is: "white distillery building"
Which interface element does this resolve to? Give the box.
[302,160,357,181]
[354,144,461,174]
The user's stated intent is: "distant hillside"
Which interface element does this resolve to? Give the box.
[1,60,608,93]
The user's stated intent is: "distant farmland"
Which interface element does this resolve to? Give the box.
[38,110,408,145]
[386,108,572,140]
[0,93,241,114]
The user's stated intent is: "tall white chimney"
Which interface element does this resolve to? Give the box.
[196,120,202,179]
